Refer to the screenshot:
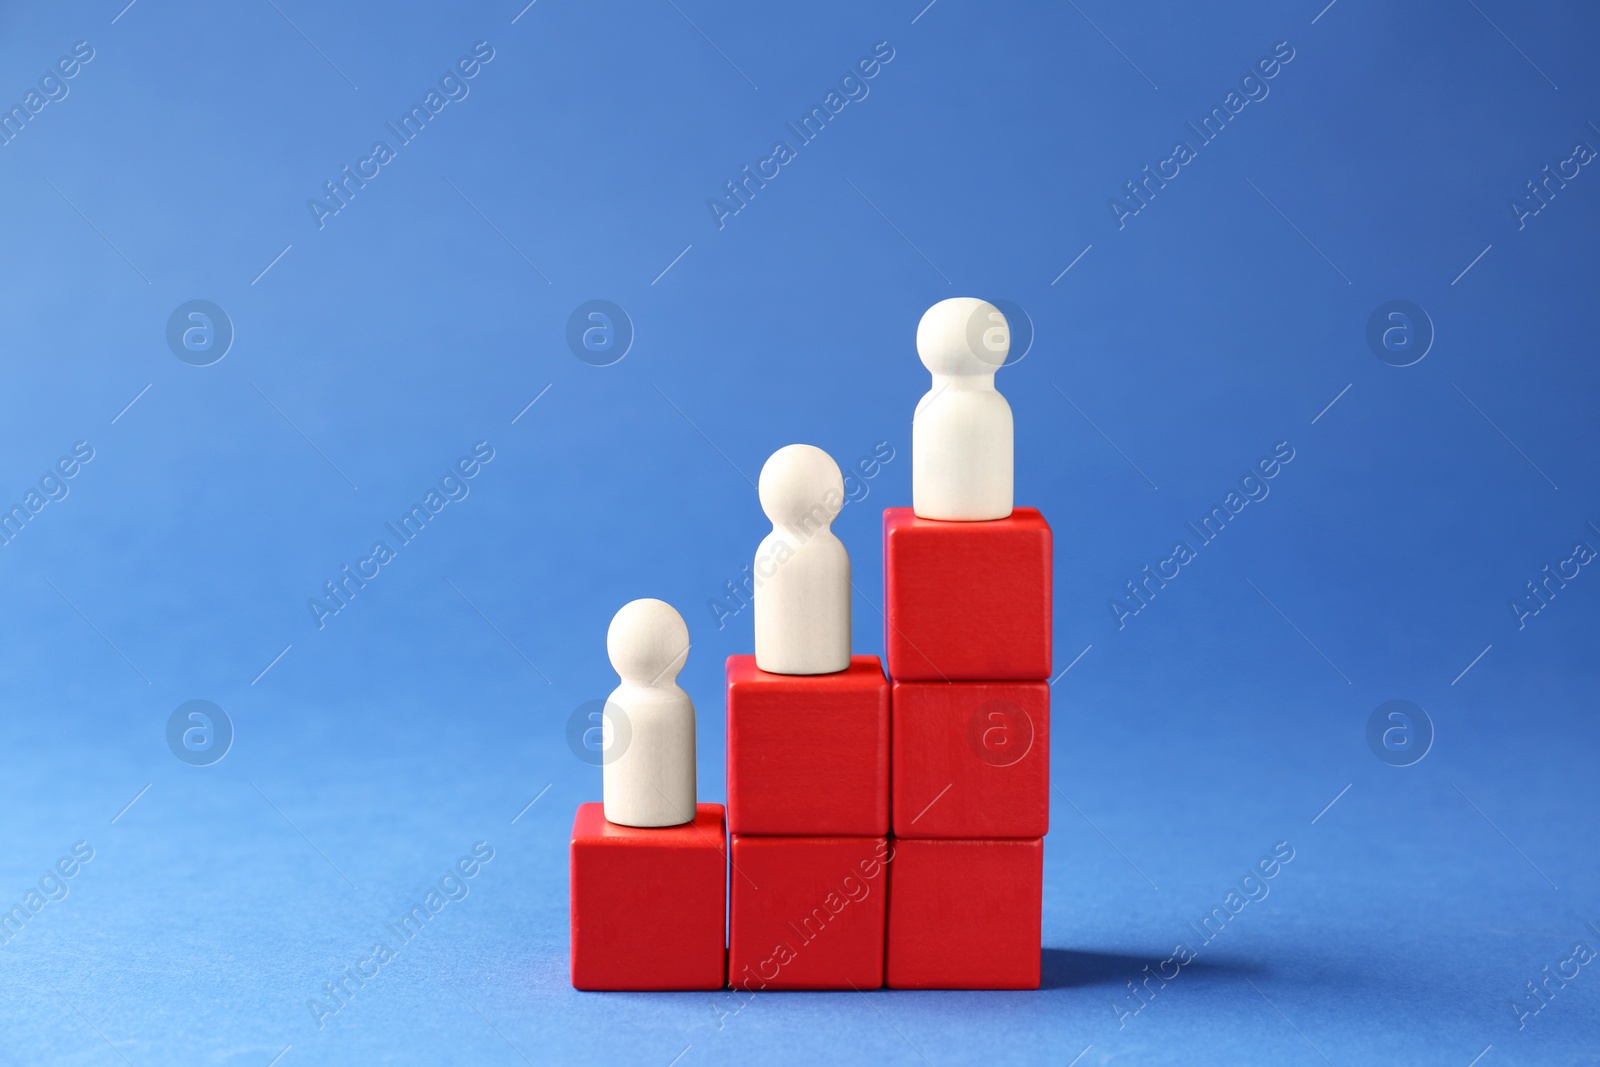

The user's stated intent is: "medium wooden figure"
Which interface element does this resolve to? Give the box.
[754,444,852,675]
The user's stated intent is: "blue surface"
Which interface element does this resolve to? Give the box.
[2,1,1597,1063]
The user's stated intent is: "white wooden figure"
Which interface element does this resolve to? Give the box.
[601,598,696,827]
[753,444,851,675]
[912,297,1015,521]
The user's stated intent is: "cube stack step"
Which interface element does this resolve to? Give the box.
[881,506,1053,990]
[725,655,891,989]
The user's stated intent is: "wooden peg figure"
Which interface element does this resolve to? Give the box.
[912,297,1015,521]
[602,598,697,827]
[753,444,851,675]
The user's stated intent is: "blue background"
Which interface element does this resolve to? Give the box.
[2,1,1597,1063]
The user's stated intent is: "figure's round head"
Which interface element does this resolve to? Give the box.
[758,444,845,528]
[917,297,1009,375]
[606,598,689,686]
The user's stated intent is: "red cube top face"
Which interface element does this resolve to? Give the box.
[883,507,1052,681]
[570,801,726,846]
[569,803,727,991]
[726,656,889,836]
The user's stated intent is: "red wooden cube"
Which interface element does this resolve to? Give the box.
[885,837,1043,990]
[726,655,889,836]
[728,835,889,991]
[569,802,727,991]
[883,507,1052,681]
[891,680,1049,839]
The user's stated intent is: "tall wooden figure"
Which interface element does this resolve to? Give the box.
[912,297,1014,521]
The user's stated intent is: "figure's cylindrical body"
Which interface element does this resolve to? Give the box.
[913,376,1014,521]
[601,598,696,827]
[753,443,852,675]
[753,529,851,674]
[602,683,697,827]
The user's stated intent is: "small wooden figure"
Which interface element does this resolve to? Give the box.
[602,598,696,828]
